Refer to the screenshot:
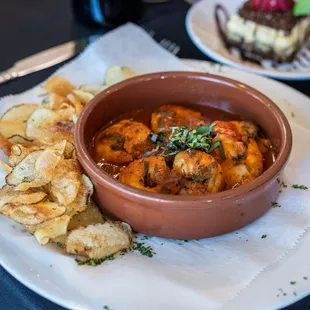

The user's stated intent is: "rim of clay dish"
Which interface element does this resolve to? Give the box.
[75,72,292,206]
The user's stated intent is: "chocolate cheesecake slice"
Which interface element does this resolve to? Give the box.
[226,1,310,62]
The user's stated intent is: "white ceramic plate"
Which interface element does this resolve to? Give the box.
[186,0,310,80]
[1,60,310,310]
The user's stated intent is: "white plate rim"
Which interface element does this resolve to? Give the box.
[1,59,310,310]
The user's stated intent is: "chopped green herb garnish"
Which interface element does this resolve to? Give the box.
[290,281,296,285]
[292,184,308,190]
[141,235,152,240]
[304,277,308,280]
[294,0,310,16]
[120,249,128,256]
[22,176,31,183]
[153,124,220,156]
[184,240,189,243]
[56,242,63,248]
[272,201,281,208]
[103,306,112,310]
[133,242,155,257]
[75,254,115,266]
[261,234,267,239]
[281,182,287,188]
[41,97,50,105]
[218,141,226,160]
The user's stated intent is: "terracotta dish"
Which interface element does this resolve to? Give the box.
[75,72,292,239]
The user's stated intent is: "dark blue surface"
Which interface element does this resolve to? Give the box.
[0,1,309,309]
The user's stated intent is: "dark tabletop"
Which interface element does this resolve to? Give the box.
[0,1,309,309]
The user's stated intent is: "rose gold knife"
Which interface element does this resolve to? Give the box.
[0,35,100,85]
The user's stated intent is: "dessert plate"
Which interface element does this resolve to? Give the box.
[1,59,310,310]
[186,0,310,80]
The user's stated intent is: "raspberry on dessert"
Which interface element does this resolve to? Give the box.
[251,0,294,12]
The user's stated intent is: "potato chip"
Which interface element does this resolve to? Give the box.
[65,221,132,259]
[51,235,67,248]
[6,141,66,191]
[79,84,107,96]
[67,94,83,116]
[0,133,13,156]
[0,104,38,138]
[68,200,105,231]
[72,90,94,105]
[65,174,93,217]
[47,93,67,110]
[105,66,137,86]
[0,185,46,209]
[7,135,38,147]
[1,201,66,225]
[26,108,60,140]
[8,144,40,167]
[26,106,74,144]
[43,76,75,97]
[0,160,12,173]
[63,141,75,159]
[49,159,82,205]
[34,215,71,245]
[38,124,75,146]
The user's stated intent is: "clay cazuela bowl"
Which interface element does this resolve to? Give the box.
[75,72,292,239]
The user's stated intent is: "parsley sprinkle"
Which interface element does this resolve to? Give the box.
[281,182,287,188]
[292,184,308,190]
[141,235,152,240]
[290,281,296,285]
[150,124,220,157]
[304,277,308,280]
[103,306,112,310]
[56,242,63,248]
[184,240,189,243]
[22,176,30,183]
[120,249,128,256]
[272,201,281,208]
[133,242,155,257]
[261,234,267,239]
[76,254,115,266]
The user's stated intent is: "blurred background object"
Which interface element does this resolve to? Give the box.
[72,0,143,27]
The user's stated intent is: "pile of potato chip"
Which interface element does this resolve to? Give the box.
[0,66,136,261]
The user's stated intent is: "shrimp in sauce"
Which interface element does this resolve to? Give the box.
[151,105,205,134]
[93,104,273,195]
[119,156,180,194]
[94,119,153,165]
[173,150,225,195]
[211,121,268,189]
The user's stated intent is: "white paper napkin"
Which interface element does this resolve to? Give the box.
[0,23,309,310]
